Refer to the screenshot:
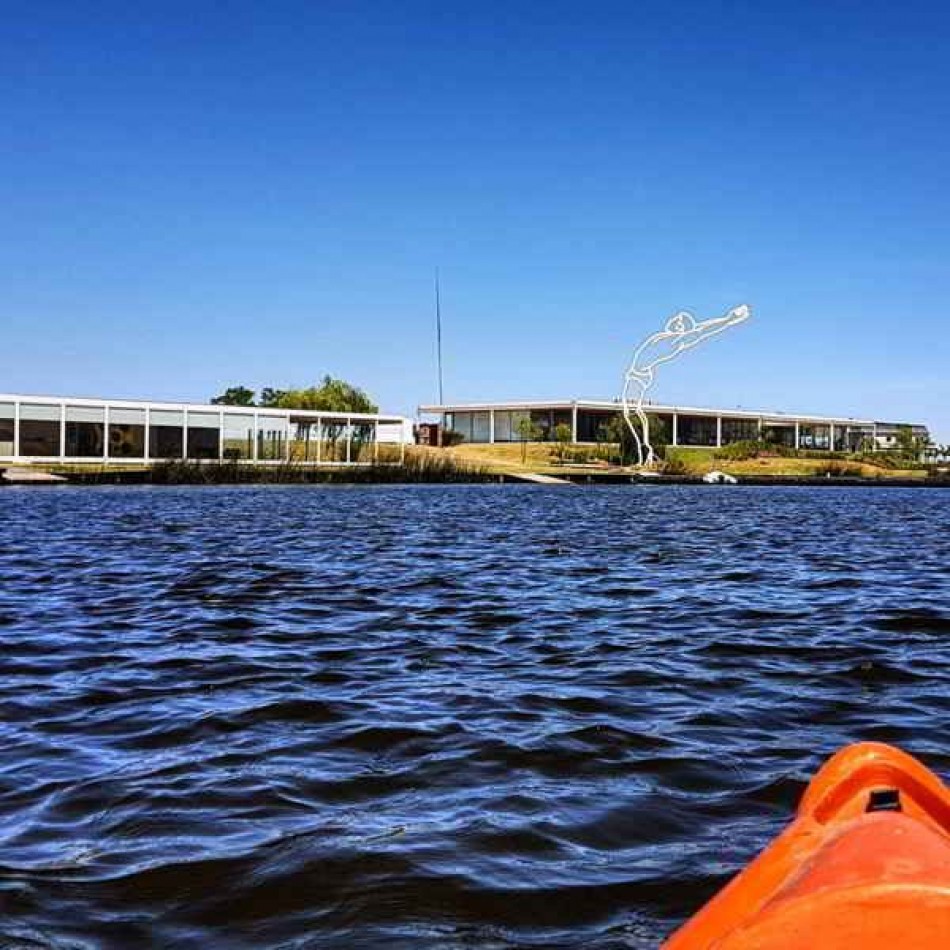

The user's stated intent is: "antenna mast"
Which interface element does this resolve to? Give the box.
[435,268,444,404]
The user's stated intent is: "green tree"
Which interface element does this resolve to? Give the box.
[553,422,573,461]
[259,387,289,407]
[603,413,640,465]
[516,416,543,463]
[646,413,670,460]
[273,376,378,413]
[894,425,924,459]
[211,385,256,406]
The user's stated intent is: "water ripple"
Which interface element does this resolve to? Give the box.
[0,484,948,947]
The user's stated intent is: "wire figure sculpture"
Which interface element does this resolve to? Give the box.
[622,304,751,467]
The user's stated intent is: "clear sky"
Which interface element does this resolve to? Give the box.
[4,2,949,436]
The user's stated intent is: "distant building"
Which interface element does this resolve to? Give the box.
[0,393,411,465]
[418,399,929,452]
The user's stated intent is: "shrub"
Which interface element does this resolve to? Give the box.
[715,440,767,461]
[814,461,864,478]
[661,456,691,476]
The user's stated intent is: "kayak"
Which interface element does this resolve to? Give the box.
[664,742,950,948]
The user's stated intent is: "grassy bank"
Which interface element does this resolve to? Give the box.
[439,441,932,481]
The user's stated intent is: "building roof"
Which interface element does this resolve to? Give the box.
[0,393,406,424]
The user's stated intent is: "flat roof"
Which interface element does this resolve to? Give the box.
[0,393,406,424]
[418,399,882,426]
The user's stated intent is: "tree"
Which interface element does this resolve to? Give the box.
[553,422,573,461]
[211,385,255,406]
[603,413,640,465]
[259,388,289,407]
[646,413,670,460]
[894,425,923,459]
[271,376,378,413]
[516,416,543,463]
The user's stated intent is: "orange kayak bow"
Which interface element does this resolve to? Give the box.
[664,742,950,948]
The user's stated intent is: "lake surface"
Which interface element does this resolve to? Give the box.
[1,484,949,948]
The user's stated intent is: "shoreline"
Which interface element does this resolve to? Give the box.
[2,464,949,489]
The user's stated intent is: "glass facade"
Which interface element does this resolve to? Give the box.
[187,411,221,460]
[19,403,61,457]
[493,411,513,443]
[529,409,553,440]
[65,405,106,457]
[149,409,185,459]
[577,410,617,442]
[223,413,255,460]
[721,418,760,443]
[470,412,490,443]
[762,424,797,448]
[257,415,287,461]
[799,424,831,451]
[677,415,718,446]
[108,408,146,459]
[0,403,14,456]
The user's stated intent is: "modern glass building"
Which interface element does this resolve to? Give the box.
[0,394,410,465]
[418,399,929,452]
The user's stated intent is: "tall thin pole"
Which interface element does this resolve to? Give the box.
[435,268,444,405]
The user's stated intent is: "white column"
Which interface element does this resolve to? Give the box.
[252,411,259,461]
[13,399,20,461]
[316,416,322,464]
[346,418,352,463]
[757,417,763,439]
[373,422,379,463]
[672,412,678,446]
[829,423,835,452]
[218,410,225,460]
[144,407,151,464]
[716,415,723,448]
[571,403,578,442]
[59,403,66,461]
[489,409,495,444]
[183,408,189,460]
[794,421,800,450]
[284,417,290,461]
[103,404,111,462]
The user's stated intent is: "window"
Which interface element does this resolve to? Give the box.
[65,406,105,457]
[223,413,255,460]
[471,412,490,443]
[677,415,718,446]
[799,425,830,450]
[19,403,61,457]
[149,410,184,459]
[108,408,145,458]
[721,418,760,444]
[762,424,796,448]
[494,411,513,442]
[187,411,221,460]
[257,415,287,460]
[0,403,13,456]
[451,412,473,442]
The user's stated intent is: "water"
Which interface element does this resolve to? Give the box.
[1,484,949,948]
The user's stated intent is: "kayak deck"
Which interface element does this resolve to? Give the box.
[665,742,950,948]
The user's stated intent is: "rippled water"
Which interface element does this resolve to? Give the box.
[2,484,950,948]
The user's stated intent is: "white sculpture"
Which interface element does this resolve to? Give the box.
[622,304,751,467]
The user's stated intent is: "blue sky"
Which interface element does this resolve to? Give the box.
[3,2,950,435]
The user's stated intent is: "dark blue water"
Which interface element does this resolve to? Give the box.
[1,485,949,948]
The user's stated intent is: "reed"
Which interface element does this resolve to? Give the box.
[145,452,493,485]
